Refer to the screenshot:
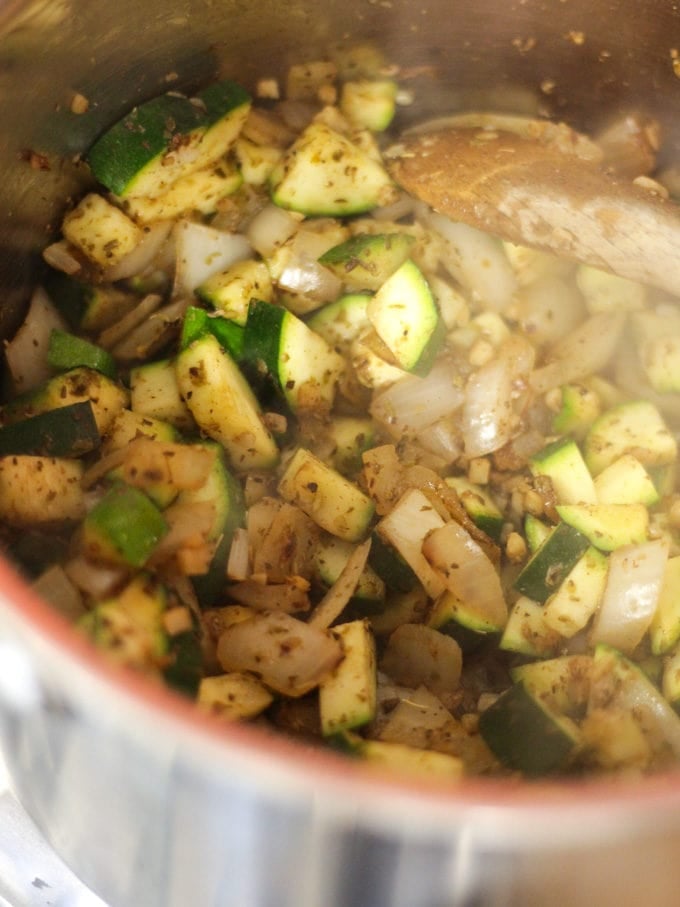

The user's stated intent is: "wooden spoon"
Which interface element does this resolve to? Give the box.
[386,118,680,296]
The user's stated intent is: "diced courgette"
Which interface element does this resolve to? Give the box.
[278,447,374,543]
[513,521,590,603]
[366,259,444,375]
[478,682,580,776]
[243,299,344,414]
[529,438,597,505]
[269,120,396,216]
[584,400,677,476]
[175,333,279,472]
[319,619,377,736]
[318,232,415,291]
[3,366,128,436]
[0,401,100,458]
[80,482,168,568]
[87,80,251,199]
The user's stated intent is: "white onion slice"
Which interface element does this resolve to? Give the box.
[277,252,342,304]
[246,203,301,258]
[5,286,68,394]
[309,538,372,630]
[103,220,173,282]
[422,521,508,629]
[370,359,465,438]
[461,333,535,458]
[530,311,626,393]
[590,539,669,654]
[173,221,252,295]
[216,610,343,697]
[377,488,447,599]
[380,623,462,696]
[423,207,517,311]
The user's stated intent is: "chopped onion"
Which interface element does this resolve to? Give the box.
[370,191,416,222]
[42,240,82,275]
[216,610,343,696]
[376,488,447,599]
[380,623,462,696]
[370,358,465,438]
[173,220,252,295]
[98,293,163,350]
[423,207,517,312]
[590,539,668,654]
[309,537,372,629]
[589,646,680,757]
[530,312,626,393]
[122,439,216,491]
[514,274,586,346]
[63,555,128,600]
[246,203,301,258]
[226,527,250,581]
[110,296,188,362]
[422,521,508,630]
[417,419,464,464]
[461,333,535,458]
[148,500,216,568]
[226,577,311,614]
[103,220,173,282]
[4,286,68,394]
[32,564,85,621]
[277,252,343,305]
[594,112,660,178]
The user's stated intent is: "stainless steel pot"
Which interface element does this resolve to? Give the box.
[1,2,680,905]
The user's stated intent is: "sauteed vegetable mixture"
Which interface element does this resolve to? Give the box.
[5,50,680,779]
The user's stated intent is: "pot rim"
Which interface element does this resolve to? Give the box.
[3,551,680,848]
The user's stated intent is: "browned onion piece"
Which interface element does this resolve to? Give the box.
[422,520,507,629]
[216,610,343,697]
[380,623,463,697]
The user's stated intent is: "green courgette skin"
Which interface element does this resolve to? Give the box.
[87,94,204,197]
[478,683,577,776]
[0,401,100,457]
[48,329,117,379]
[513,521,590,603]
[180,306,245,361]
[187,444,246,607]
[87,80,251,197]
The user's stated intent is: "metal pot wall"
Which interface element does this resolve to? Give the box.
[1,2,680,905]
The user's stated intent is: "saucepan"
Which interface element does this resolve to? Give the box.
[1,1,680,905]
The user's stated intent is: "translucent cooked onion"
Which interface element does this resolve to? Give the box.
[460,333,535,458]
[277,252,343,303]
[309,538,372,629]
[246,203,301,258]
[514,274,586,346]
[103,220,173,282]
[380,623,463,697]
[530,311,626,393]
[32,564,85,621]
[97,293,163,350]
[226,528,250,582]
[590,539,668,654]
[42,240,82,276]
[370,359,465,438]
[216,610,343,697]
[64,555,128,600]
[422,521,508,630]
[423,207,517,312]
[5,286,67,394]
[174,221,252,295]
[110,296,188,362]
[225,578,311,614]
